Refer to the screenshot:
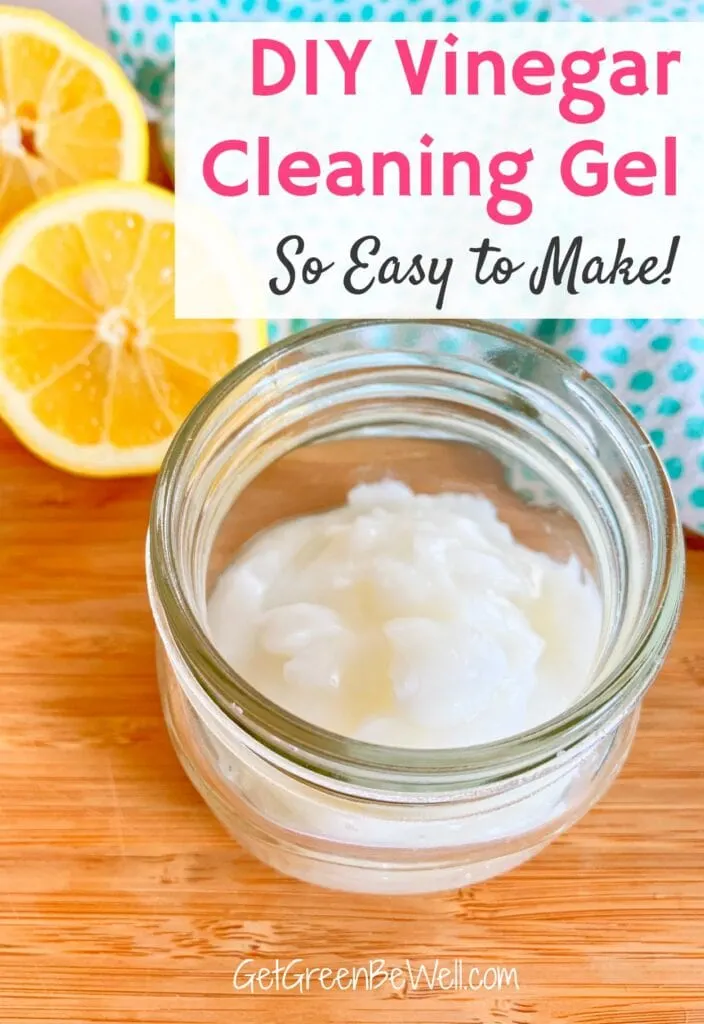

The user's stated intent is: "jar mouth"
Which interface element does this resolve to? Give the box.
[148,318,685,789]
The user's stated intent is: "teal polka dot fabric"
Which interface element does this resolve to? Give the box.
[102,0,704,530]
[522,318,704,531]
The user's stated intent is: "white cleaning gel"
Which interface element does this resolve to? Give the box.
[207,481,602,748]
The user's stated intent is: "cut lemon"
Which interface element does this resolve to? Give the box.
[0,4,148,229]
[0,181,266,476]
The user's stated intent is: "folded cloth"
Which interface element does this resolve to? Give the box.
[102,0,703,530]
[521,318,704,531]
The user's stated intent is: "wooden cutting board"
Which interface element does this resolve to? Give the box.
[1,414,703,1024]
[1,128,702,1023]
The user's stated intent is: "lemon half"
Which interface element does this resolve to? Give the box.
[0,181,266,476]
[0,4,148,229]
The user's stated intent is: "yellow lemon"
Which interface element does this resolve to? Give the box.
[0,4,148,229]
[0,181,266,476]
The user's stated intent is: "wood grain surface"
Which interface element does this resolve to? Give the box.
[1,128,702,1023]
[1,415,703,1024]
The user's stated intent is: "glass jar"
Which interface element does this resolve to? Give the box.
[146,319,684,895]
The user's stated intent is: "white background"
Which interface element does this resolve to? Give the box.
[18,0,108,48]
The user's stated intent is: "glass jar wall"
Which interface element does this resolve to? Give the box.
[147,320,683,894]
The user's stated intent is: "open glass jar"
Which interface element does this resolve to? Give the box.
[146,319,684,895]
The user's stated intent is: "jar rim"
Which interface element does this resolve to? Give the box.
[148,318,685,790]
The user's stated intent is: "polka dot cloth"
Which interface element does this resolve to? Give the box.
[102,0,704,530]
[520,318,704,530]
